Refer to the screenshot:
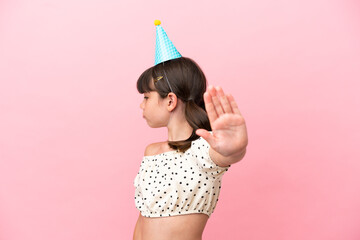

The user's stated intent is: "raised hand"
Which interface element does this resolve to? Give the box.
[196,85,248,161]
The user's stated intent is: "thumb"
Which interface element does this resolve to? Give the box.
[195,129,216,147]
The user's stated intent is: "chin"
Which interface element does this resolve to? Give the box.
[146,121,165,128]
[147,124,163,128]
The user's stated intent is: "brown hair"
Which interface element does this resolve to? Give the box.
[137,57,211,152]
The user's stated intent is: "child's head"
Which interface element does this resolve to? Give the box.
[137,56,211,151]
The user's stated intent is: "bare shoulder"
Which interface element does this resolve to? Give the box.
[144,141,170,156]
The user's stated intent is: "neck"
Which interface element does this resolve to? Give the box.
[167,106,193,142]
[167,122,193,141]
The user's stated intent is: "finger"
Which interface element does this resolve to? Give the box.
[216,86,232,114]
[227,94,242,115]
[203,92,218,125]
[195,129,216,147]
[209,86,224,115]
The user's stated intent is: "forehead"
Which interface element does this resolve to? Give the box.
[144,90,159,97]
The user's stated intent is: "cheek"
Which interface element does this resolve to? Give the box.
[143,100,150,108]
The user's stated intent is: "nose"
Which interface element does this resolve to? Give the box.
[140,99,145,110]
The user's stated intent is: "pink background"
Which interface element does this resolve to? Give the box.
[1,0,360,239]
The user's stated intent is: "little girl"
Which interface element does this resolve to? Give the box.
[133,21,248,240]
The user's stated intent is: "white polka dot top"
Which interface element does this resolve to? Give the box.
[134,137,231,218]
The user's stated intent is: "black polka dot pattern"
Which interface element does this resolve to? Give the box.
[133,137,231,218]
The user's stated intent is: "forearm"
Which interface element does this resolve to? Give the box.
[210,147,247,167]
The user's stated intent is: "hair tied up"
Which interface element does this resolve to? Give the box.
[185,100,211,134]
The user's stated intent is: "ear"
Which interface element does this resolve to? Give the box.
[167,93,178,112]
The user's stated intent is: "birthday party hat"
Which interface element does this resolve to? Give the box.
[154,20,181,65]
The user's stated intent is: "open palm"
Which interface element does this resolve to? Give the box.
[196,86,248,157]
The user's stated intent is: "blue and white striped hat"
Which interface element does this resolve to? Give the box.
[154,20,182,65]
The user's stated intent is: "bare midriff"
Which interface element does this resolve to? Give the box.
[133,212,209,240]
